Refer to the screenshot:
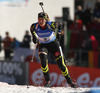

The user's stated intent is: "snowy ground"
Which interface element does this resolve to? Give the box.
[1,82,100,93]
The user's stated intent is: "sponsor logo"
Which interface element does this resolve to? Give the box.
[31,68,100,87]
[54,51,60,57]
[77,73,100,87]
[31,69,67,86]
[38,32,50,36]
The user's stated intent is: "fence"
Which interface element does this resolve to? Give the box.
[0,61,100,87]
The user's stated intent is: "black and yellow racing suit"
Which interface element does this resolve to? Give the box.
[30,21,73,85]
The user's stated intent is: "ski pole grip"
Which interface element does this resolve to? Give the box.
[39,2,43,6]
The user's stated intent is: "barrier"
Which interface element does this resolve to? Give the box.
[88,51,99,68]
[99,54,100,68]
[0,61,100,87]
[0,61,29,85]
[88,51,94,68]
[29,62,100,87]
[93,51,98,68]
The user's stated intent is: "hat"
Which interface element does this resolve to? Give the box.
[38,12,47,20]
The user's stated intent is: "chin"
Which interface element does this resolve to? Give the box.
[40,24,45,27]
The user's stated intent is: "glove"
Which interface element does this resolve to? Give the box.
[56,32,61,41]
[32,36,38,44]
[45,13,50,21]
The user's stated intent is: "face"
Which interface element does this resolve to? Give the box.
[38,17,46,27]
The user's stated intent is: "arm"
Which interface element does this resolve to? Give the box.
[30,24,38,44]
[45,13,50,21]
[50,22,62,41]
[56,22,62,41]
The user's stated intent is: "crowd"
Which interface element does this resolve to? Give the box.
[66,0,100,67]
[68,0,100,50]
[0,30,31,61]
[75,0,100,30]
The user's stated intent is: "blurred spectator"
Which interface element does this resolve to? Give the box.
[86,22,93,31]
[95,0,100,8]
[69,15,83,32]
[75,5,84,22]
[91,17,98,31]
[83,4,92,26]
[21,30,31,48]
[90,18,100,45]
[81,35,99,51]
[69,15,83,49]
[11,37,21,49]
[76,35,99,66]
[3,32,13,60]
[86,17,100,32]
[68,16,84,60]
[90,35,99,51]
[0,35,2,52]
[93,0,100,18]
[81,37,92,51]
[95,18,100,31]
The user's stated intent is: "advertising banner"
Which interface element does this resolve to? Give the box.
[12,48,40,63]
[0,61,29,85]
[29,62,100,87]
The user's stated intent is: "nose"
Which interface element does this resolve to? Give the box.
[40,20,43,23]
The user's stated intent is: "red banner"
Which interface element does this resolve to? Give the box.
[29,62,100,87]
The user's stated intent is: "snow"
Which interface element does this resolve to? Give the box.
[1,82,100,93]
[0,82,95,93]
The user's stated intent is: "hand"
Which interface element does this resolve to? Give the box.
[45,13,50,21]
[32,37,38,44]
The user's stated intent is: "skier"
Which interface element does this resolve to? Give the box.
[30,12,76,88]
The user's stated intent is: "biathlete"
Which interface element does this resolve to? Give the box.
[30,12,76,88]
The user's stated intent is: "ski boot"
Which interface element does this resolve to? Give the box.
[66,74,77,88]
[69,82,77,88]
[44,81,51,87]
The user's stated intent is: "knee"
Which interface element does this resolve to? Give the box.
[39,53,47,63]
[56,56,67,71]
[39,52,49,72]
[56,56,66,67]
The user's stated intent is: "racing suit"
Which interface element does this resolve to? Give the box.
[30,21,74,87]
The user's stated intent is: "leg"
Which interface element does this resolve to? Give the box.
[56,55,76,88]
[39,53,50,82]
[50,40,76,87]
[5,50,8,60]
[55,54,72,84]
[38,46,51,87]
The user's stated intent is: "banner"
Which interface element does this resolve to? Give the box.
[29,62,67,87]
[0,61,29,85]
[29,62,100,87]
[0,61,100,87]
[68,66,100,87]
[12,48,40,63]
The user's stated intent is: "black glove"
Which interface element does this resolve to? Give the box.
[56,33,61,41]
[32,36,38,44]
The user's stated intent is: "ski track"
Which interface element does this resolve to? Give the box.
[0,82,100,93]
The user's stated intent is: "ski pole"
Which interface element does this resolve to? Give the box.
[31,43,38,62]
[27,44,38,88]
[39,2,45,13]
